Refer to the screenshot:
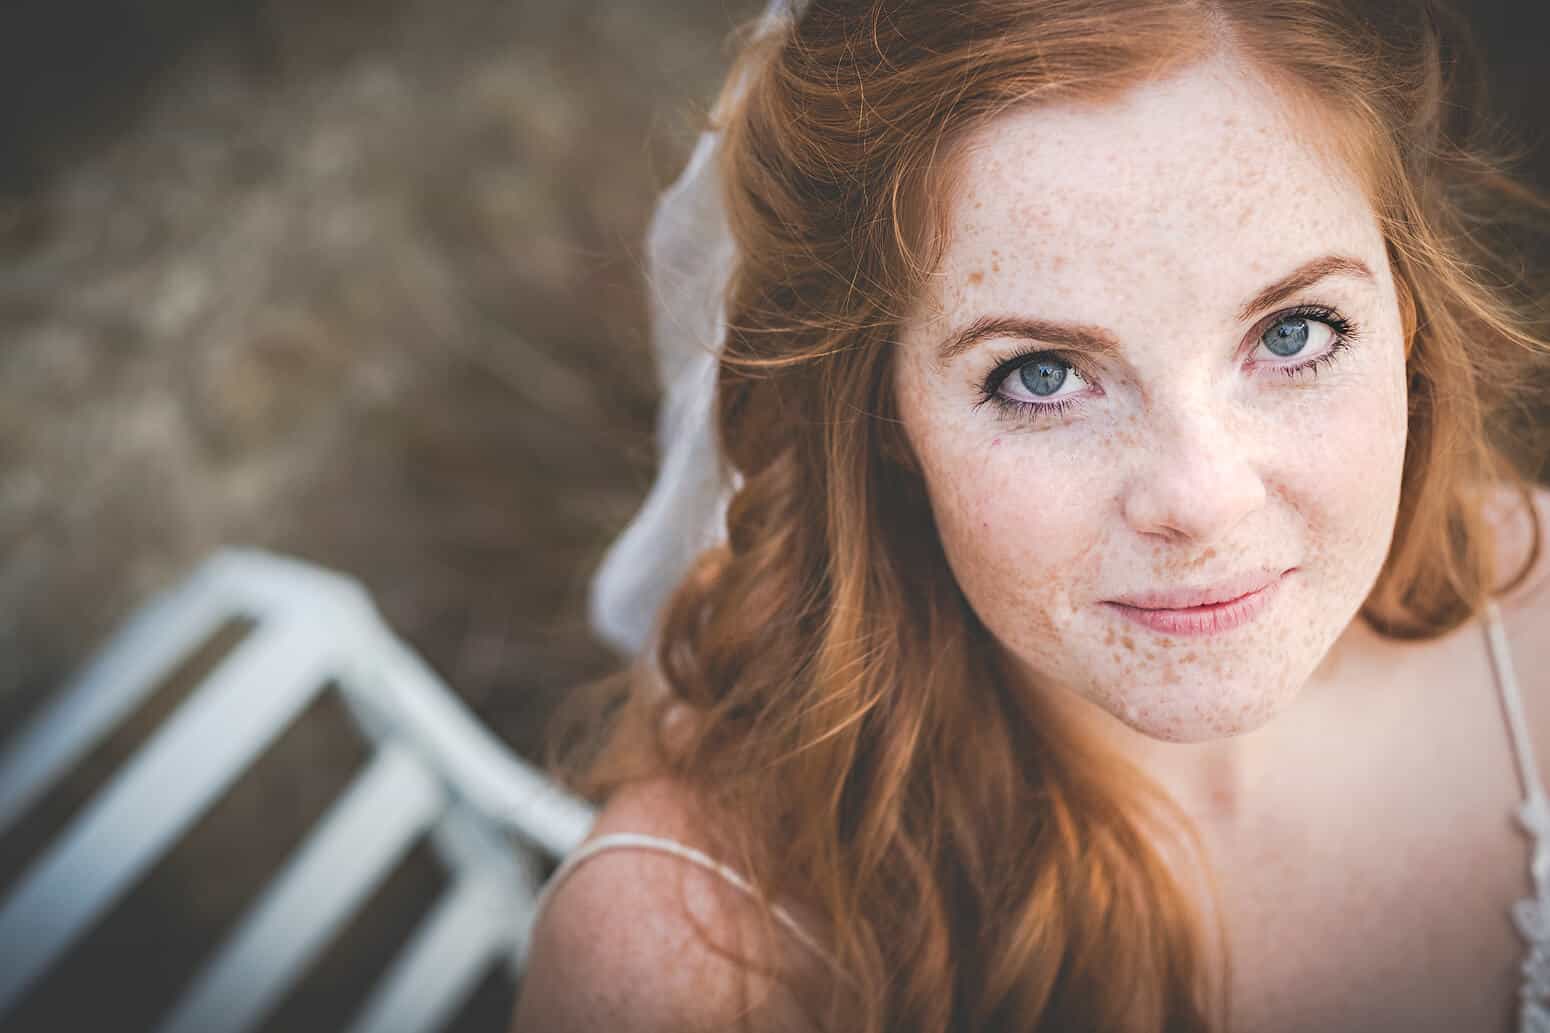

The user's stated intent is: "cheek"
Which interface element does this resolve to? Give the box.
[1273,344,1409,588]
[913,426,1115,640]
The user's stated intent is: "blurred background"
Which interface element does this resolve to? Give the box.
[0,1,1545,1031]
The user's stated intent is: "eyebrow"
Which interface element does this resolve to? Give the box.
[935,253,1376,366]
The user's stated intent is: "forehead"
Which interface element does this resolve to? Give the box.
[916,54,1385,329]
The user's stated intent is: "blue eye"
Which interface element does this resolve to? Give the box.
[972,303,1359,427]
[1020,358,1069,396]
[1262,316,1311,357]
[973,351,1093,424]
[1251,305,1357,370]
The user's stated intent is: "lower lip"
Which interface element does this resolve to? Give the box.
[1102,576,1284,637]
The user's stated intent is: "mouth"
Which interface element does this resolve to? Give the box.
[1101,568,1293,637]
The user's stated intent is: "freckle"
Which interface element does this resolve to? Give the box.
[1200,547,1216,562]
[1120,635,1135,652]
[991,260,1001,274]
[968,270,984,285]
[1182,652,1197,663]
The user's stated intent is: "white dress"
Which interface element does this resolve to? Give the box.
[533,603,1550,1031]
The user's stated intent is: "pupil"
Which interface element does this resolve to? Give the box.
[1264,317,1309,357]
[1020,359,1067,397]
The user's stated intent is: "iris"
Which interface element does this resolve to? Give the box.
[1020,358,1069,396]
[1263,316,1310,357]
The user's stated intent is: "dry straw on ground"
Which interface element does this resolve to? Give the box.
[0,0,759,754]
[0,2,755,1029]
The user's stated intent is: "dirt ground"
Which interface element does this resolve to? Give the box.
[0,2,1544,1031]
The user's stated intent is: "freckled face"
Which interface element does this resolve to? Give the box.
[893,55,1409,743]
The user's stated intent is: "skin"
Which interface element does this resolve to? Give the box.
[516,47,1550,1033]
[894,52,1410,793]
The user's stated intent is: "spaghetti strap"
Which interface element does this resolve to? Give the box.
[1483,600,1550,1032]
[529,832,833,967]
[1485,600,1550,814]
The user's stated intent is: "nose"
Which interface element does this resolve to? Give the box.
[1120,407,1267,544]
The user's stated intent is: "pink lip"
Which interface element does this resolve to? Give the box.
[1102,569,1291,637]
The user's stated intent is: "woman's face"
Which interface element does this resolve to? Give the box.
[893,54,1409,743]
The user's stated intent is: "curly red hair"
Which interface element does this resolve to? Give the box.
[554,3,1550,1030]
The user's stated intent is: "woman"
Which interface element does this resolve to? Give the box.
[513,1,1550,1030]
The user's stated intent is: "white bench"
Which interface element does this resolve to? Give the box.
[0,548,597,1033]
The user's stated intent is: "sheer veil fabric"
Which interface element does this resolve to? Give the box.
[587,0,810,656]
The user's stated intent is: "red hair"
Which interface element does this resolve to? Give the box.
[555,2,1550,1029]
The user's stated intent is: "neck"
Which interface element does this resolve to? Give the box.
[1012,615,1387,830]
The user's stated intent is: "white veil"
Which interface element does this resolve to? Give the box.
[587,0,811,656]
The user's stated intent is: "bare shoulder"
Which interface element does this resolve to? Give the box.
[510,777,827,1033]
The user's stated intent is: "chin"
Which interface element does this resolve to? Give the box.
[1094,673,1302,743]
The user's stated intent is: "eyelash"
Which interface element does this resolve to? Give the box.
[974,303,1361,424]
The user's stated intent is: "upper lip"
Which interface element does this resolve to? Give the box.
[1104,569,1288,611]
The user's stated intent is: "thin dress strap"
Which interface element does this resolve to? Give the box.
[530,832,833,967]
[1483,601,1550,1032]
[1487,600,1550,815]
